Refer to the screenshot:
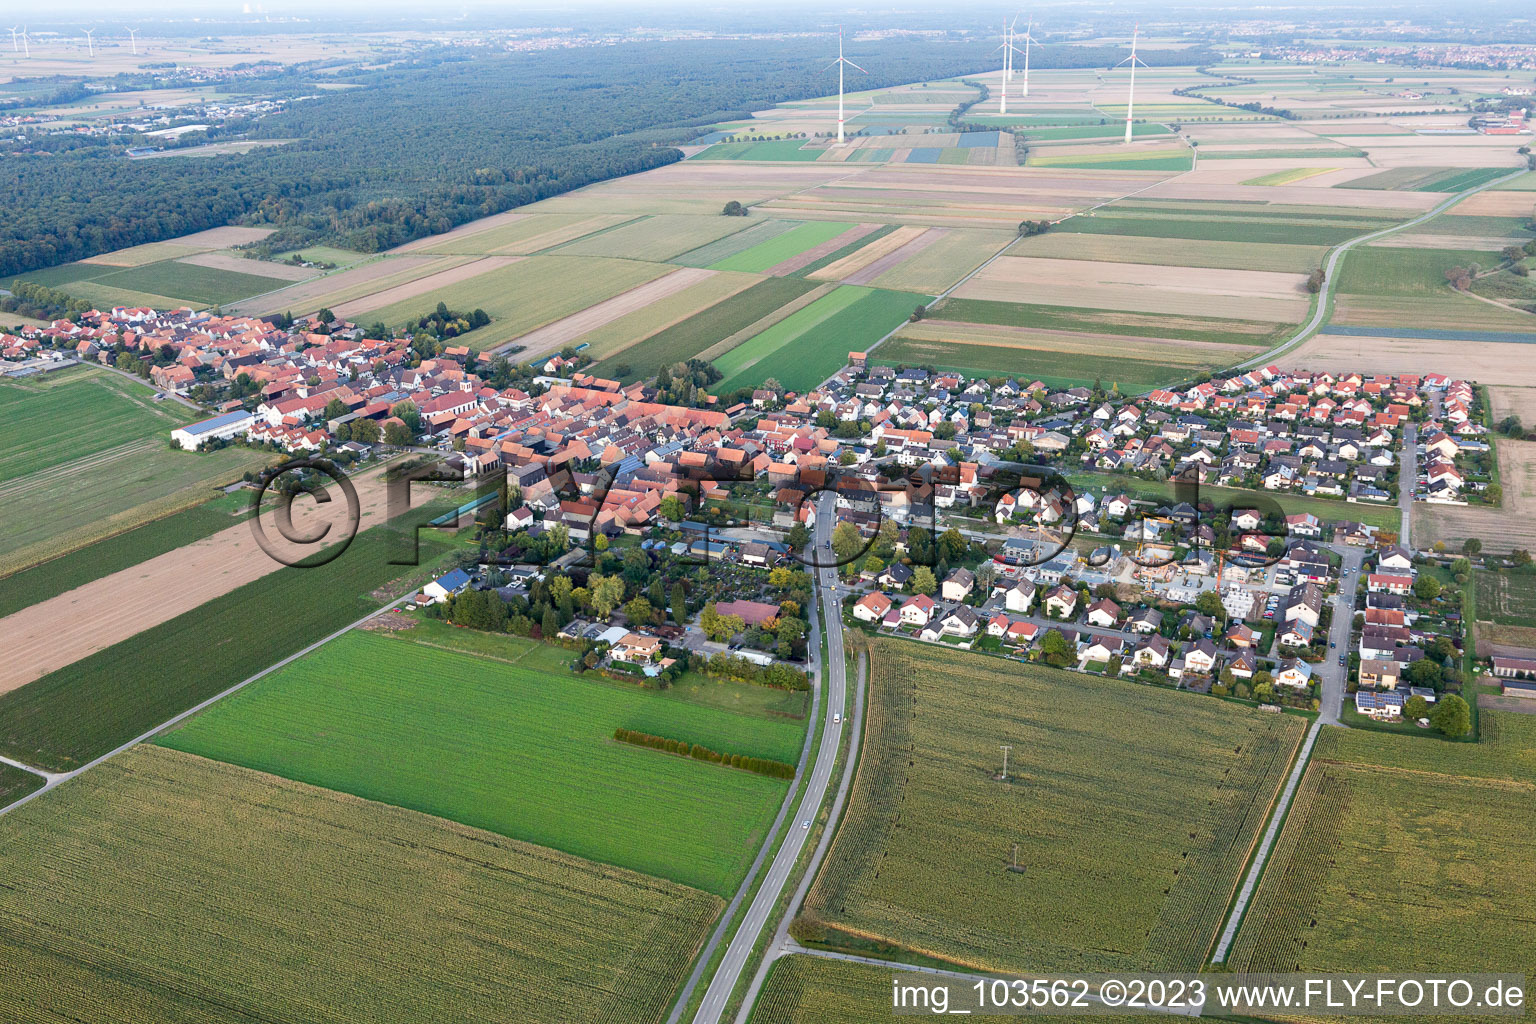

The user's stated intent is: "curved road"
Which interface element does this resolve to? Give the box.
[690,491,850,1024]
[1236,166,1531,372]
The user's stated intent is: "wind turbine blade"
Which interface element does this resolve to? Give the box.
[845,59,867,74]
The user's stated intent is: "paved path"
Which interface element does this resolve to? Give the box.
[1399,422,1417,548]
[690,492,852,1024]
[1317,543,1365,726]
[1211,717,1322,963]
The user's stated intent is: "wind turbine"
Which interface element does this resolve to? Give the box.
[21,26,29,58]
[1017,18,1034,99]
[994,19,1011,114]
[8,27,17,53]
[1117,24,1147,145]
[84,29,96,58]
[127,28,139,55]
[826,27,865,146]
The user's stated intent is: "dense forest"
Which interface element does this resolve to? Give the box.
[0,38,1208,276]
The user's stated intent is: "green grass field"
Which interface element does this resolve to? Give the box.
[1017,123,1171,142]
[1336,245,1507,297]
[0,518,455,772]
[1475,569,1536,627]
[716,286,920,393]
[14,258,294,308]
[0,365,187,482]
[158,628,800,895]
[0,746,722,1024]
[709,222,858,273]
[694,139,824,161]
[0,368,270,572]
[933,297,1291,347]
[1418,167,1516,192]
[1227,717,1536,988]
[1240,167,1340,186]
[553,214,757,262]
[354,255,673,351]
[0,493,248,619]
[592,277,820,382]
[672,219,804,268]
[797,641,1305,973]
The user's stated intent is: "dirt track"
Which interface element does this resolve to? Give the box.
[0,466,428,695]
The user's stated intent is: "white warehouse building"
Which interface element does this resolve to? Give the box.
[171,410,257,451]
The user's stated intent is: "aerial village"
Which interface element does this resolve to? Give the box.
[4,302,1533,720]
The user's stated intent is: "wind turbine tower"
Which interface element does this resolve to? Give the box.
[84,29,95,58]
[1117,25,1147,145]
[995,19,1011,115]
[1019,19,1034,98]
[128,28,139,55]
[21,26,29,58]
[827,27,866,146]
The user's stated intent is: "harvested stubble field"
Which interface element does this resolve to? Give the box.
[397,212,637,256]
[1059,210,1401,247]
[1011,231,1328,273]
[1476,569,1536,627]
[953,255,1311,322]
[865,227,1015,293]
[224,254,469,316]
[354,255,674,352]
[796,641,1305,973]
[1489,385,1536,427]
[1226,719,1536,999]
[159,629,799,895]
[0,746,721,1024]
[0,368,270,573]
[563,270,761,363]
[504,267,731,361]
[80,240,207,267]
[1421,440,1536,554]
[934,296,1290,346]
[1329,294,1536,332]
[592,276,820,382]
[0,495,246,619]
[0,510,454,772]
[329,254,524,320]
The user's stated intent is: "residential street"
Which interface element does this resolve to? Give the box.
[1317,544,1365,725]
[1399,422,1417,548]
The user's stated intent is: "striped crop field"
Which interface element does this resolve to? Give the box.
[715,285,921,393]
[0,746,722,1024]
[708,221,859,273]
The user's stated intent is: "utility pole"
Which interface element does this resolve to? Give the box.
[999,744,1011,781]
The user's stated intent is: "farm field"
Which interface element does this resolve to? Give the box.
[0,764,42,808]
[864,227,1015,293]
[709,221,861,273]
[397,212,636,256]
[1335,244,1508,296]
[0,368,270,574]
[716,285,920,393]
[1419,440,1536,554]
[28,257,296,309]
[1011,231,1328,273]
[694,139,823,161]
[352,255,674,351]
[796,641,1305,974]
[562,270,761,363]
[952,254,1311,322]
[554,214,757,262]
[673,219,806,268]
[1059,209,1402,247]
[933,296,1292,346]
[0,517,454,772]
[0,493,247,620]
[0,746,721,1024]
[1476,569,1536,627]
[1027,148,1194,172]
[749,956,895,1023]
[879,321,1250,391]
[223,254,472,317]
[591,276,821,382]
[1225,719,1536,994]
[1329,293,1536,332]
[158,629,799,895]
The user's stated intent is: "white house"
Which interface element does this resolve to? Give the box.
[1275,658,1313,690]
[900,594,936,626]
[422,568,473,605]
[853,592,893,623]
[170,409,256,451]
[1004,580,1036,613]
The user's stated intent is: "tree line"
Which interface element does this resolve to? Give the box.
[612,728,796,779]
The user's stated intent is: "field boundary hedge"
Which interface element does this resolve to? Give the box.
[614,727,795,779]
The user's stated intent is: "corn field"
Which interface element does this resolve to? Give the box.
[796,639,1303,974]
[0,747,721,1024]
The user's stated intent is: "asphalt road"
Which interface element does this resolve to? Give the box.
[1399,422,1418,549]
[1317,543,1365,726]
[690,491,851,1024]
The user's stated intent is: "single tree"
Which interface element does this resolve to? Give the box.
[1430,693,1471,738]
